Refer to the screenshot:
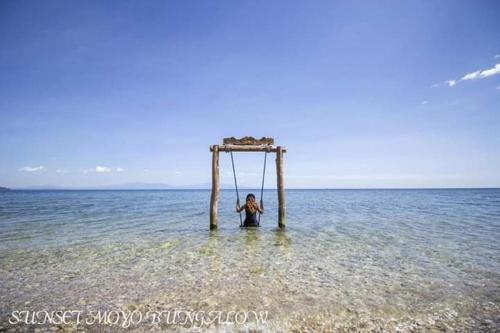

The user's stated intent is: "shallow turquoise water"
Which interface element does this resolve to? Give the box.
[0,189,499,332]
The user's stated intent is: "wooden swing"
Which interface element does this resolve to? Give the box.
[209,137,287,229]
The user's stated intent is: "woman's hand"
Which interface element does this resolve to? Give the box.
[254,201,263,214]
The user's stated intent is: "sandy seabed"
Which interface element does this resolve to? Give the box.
[1,229,499,332]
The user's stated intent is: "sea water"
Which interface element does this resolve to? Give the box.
[0,189,499,332]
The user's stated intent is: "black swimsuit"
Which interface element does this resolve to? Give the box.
[244,208,259,227]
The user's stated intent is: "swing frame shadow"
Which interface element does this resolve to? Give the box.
[209,142,286,230]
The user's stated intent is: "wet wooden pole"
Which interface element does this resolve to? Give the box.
[276,146,286,228]
[210,145,219,229]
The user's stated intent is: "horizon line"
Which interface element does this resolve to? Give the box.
[4,187,500,191]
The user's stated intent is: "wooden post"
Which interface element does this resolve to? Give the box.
[210,145,219,229]
[276,146,286,228]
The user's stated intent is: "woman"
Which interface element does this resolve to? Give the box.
[236,193,263,227]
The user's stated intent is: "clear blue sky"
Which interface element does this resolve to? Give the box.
[1,0,499,188]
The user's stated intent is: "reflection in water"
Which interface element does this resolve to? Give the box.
[0,189,499,332]
[273,228,291,249]
[243,227,259,247]
[207,229,221,276]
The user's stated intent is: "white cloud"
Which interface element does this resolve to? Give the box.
[430,83,440,88]
[95,166,112,173]
[497,86,500,90]
[116,167,125,172]
[461,64,500,81]
[461,70,481,80]
[494,55,500,59]
[479,63,500,78]
[443,63,500,88]
[56,169,69,174]
[175,170,181,175]
[19,166,46,172]
[421,101,428,105]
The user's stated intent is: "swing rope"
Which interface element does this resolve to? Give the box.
[230,150,243,227]
[257,151,267,226]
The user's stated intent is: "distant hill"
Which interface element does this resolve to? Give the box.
[14,183,254,190]
[0,186,11,191]
[18,185,66,190]
[16,183,180,190]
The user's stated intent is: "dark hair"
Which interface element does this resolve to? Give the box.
[245,193,257,213]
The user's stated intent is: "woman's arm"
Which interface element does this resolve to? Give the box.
[236,203,245,213]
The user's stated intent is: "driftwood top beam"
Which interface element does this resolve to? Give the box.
[223,136,274,145]
[212,136,285,152]
[210,144,286,153]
